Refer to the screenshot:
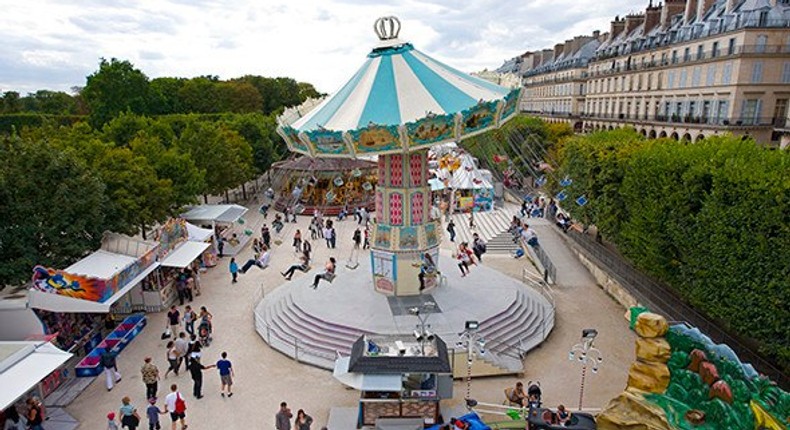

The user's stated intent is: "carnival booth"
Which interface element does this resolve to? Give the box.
[29,232,160,315]
[180,204,249,256]
[151,219,212,310]
[186,222,217,267]
[0,341,72,411]
[449,155,494,212]
[270,156,376,216]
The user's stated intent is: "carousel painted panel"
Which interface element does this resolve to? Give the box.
[373,224,393,250]
[306,129,351,156]
[424,222,439,248]
[371,249,396,294]
[398,226,420,250]
[349,124,402,154]
[460,100,498,137]
[500,88,521,122]
[405,113,456,148]
[280,126,311,155]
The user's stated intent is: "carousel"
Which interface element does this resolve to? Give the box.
[270,156,376,216]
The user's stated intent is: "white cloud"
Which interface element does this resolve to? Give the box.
[0,0,628,94]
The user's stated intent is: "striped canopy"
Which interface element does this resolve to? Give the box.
[278,20,521,157]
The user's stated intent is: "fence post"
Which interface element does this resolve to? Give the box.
[294,338,299,363]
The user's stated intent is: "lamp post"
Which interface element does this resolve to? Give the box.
[457,320,486,401]
[568,328,603,411]
[409,302,436,356]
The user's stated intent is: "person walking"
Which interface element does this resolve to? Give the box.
[302,240,312,262]
[141,357,160,400]
[292,230,302,252]
[446,219,456,242]
[352,228,361,249]
[216,351,234,398]
[146,398,163,430]
[107,412,119,430]
[101,348,122,391]
[239,246,270,273]
[119,397,141,430]
[228,258,239,283]
[174,332,189,373]
[329,225,336,249]
[323,224,332,248]
[261,225,271,248]
[363,227,370,249]
[275,402,293,430]
[294,409,313,430]
[164,384,187,430]
[166,306,180,339]
[164,341,179,378]
[3,405,24,430]
[217,236,224,258]
[311,257,336,290]
[472,233,486,263]
[182,306,196,336]
[188,357,214,399]
[456,244,474,277]
[26,398,44,430]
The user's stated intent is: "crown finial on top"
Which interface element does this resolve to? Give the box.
[374,16,401,41]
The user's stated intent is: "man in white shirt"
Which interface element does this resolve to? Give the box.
[239,246,271,273]
[522,224,539,247]
[164,383,187,430]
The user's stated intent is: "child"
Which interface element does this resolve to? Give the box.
[229,258,238,284]
[107,412,119,430]
[146,398,163,430]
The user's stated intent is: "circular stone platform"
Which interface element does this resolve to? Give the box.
[254,250,554,373]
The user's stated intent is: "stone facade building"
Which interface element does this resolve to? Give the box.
[514,0,790,146]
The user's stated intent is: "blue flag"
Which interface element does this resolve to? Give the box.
[535,175,547,187]
[576,195,588,206]
[556,190,567,201]
[560,177,573,187]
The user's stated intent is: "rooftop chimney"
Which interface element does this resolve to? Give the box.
[610,16,626,40]
[661,0,687,29]
[725,0,738,14]
[593,30,601,39]
[644,1,663,34]
[625,13,646,35]
[554,43,565,60]
[697,0,715,20]
[540,49,554,66]
[684,0,698,24]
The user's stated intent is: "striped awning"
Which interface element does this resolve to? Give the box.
[278,18,521,157]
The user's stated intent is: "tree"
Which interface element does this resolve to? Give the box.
[82,58,150,128]
[0,135,108,286]
[217,81,263,113]
[177,119,254,199]
[222,113,280,173]
[178,76,220,114]
[1,91,21,113]
[148,77,186,115]
[297,82,324,100]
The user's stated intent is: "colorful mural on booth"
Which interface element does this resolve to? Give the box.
[157,218,188,256]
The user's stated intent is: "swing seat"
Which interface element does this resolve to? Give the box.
[273,239,283,246]
[345,261,359,269]
[326,272,337,283]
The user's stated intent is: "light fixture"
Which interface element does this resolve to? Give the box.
[465,321,479,330]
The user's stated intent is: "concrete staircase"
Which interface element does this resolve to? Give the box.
[449,205,520,254]
[256,292,370,369]
[474,288,554,372]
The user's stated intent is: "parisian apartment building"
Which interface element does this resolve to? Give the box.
[498,0,790,147]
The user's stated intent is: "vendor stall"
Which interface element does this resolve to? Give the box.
[29,232,160,314]
[153,219,212,310]
[334,335,453,428]
[449,155,494,212]
[181,204,249,256]
[186,222,217,267]
[0,341,72,411]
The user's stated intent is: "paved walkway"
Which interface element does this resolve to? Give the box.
[65,203,635,428]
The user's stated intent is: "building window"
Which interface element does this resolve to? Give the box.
[679,70,688,88]
[783,62,790,83]
[661,53,668,65]
[722,62,732,84]
[716,100,729,123]
[774,99,788,125]
[706,65,717,86]
[697,44,704,60]
[712,41,720,57]
[752,62,763,83]
[702,100,712,122]
[740,99,761,125]
[756,35,768,53]
[727,38,736,55]
[683,47,691,62]
[647,73,652,90]
[657,72,662,90]
[637,74,642,90]
[692,67,701,87]
[667,71,675,89]
[671,50,678,64]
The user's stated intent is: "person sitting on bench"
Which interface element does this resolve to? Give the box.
[311,257,336,289]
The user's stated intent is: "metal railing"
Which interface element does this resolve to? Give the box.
[563,228,789,389]
[579,113,781,128]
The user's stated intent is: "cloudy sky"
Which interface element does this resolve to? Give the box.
[0,0,634,95]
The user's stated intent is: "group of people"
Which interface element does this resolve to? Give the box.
[105,383,193,430]
[275,401,326,430]
[173,265,201,306]
[506,381,571,426]
[2,397,44,430]
[509,216,539,247]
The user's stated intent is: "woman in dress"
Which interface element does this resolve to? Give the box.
[164,341,179,377]
[294,409,313,430]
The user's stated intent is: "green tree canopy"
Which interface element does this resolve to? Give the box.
[82,58,150,128]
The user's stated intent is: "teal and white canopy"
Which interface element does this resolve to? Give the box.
[278,17,521,157]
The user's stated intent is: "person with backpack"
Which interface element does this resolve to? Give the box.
[101,349,122,391]
[446,219,456,242]
[164,384,187,430]
[472,233,486,262]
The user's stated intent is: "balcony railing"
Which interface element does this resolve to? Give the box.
[580,112,782,127]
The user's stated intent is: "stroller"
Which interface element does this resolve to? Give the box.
[527,381,542,409]
[198,318,212,347]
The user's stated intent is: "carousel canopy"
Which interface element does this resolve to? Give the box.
[272,156,376,172]
[450,155,493,190]
[277,17,521,157]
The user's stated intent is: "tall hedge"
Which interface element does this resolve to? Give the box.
[557,130,790,372]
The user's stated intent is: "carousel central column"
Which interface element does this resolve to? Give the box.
[371,149,440,296]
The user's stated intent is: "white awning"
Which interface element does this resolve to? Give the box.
[28,263,160,313]
[333,356,402,391]
[160,242,210,268]
[181,204,248,224]
[186,222,213,242]
[0,341,72,410]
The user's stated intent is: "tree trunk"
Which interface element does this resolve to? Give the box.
[203,194,208,204]
[141,222,147,240]
[242,183,247,200]
[225,190,230,203]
